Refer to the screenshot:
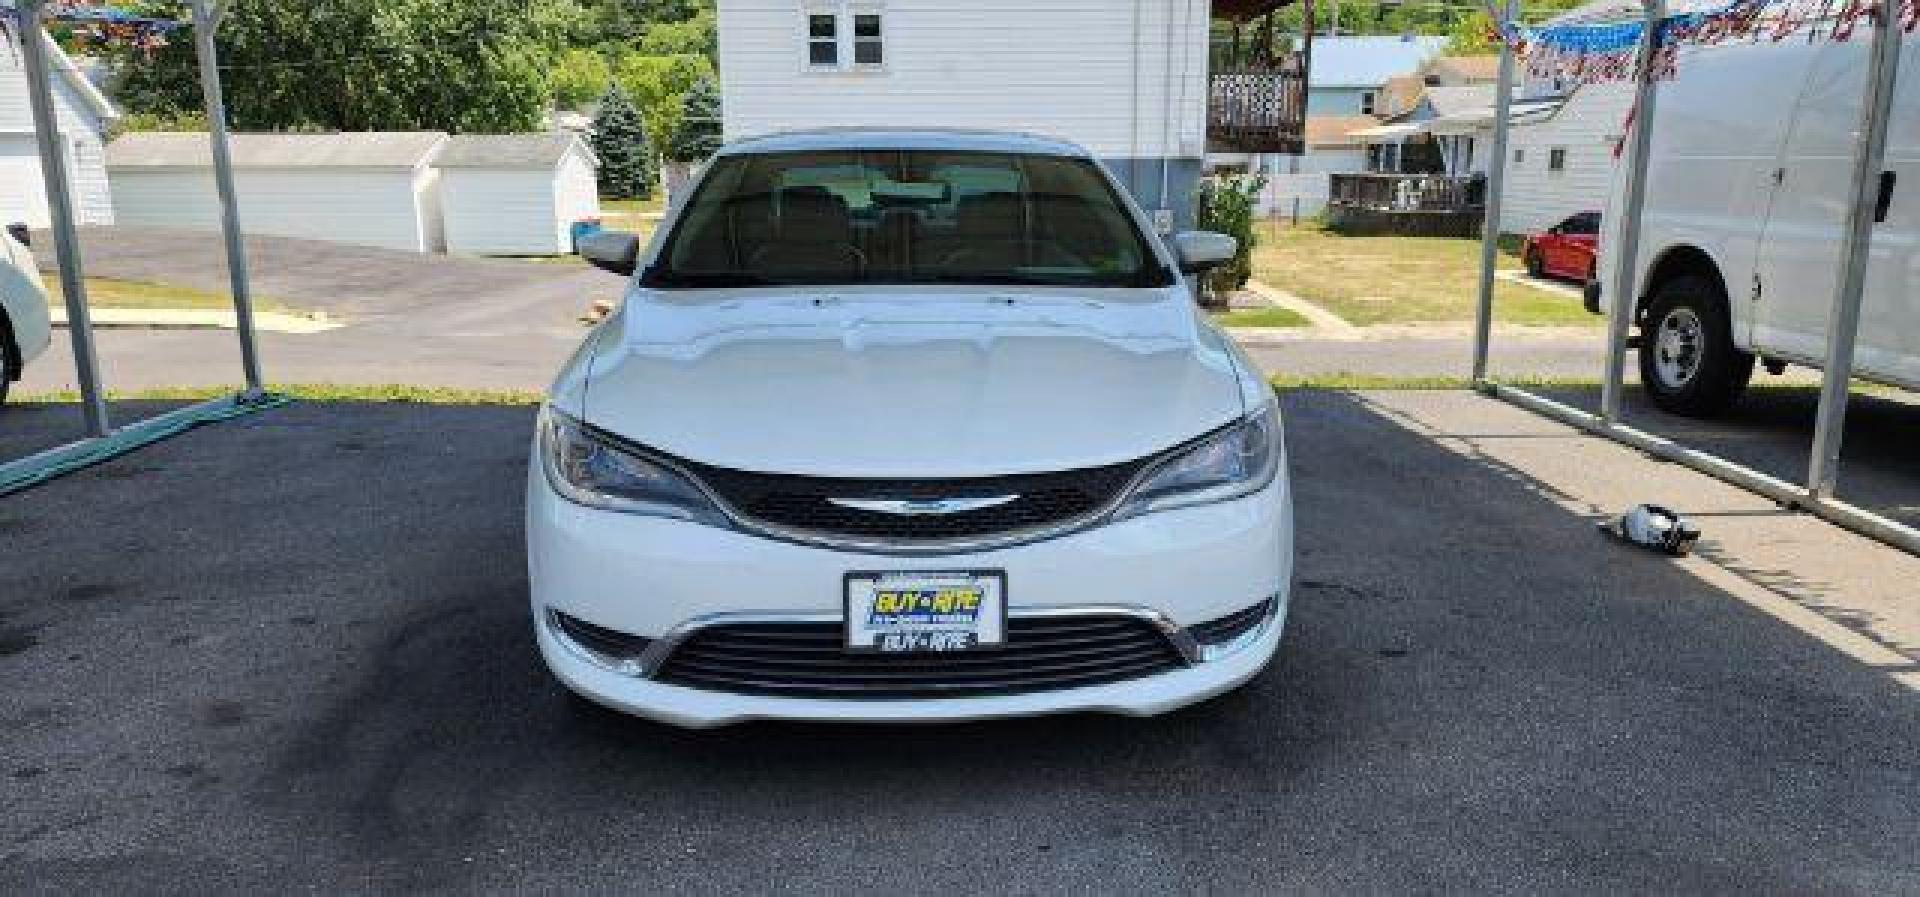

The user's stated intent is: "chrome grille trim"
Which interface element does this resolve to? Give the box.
[581,419,1236,556]
[545,597,1283,696]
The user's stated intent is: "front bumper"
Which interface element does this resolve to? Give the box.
[526,463,1292,728]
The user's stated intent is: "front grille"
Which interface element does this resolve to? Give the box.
[680,458,1153,544]
[1188,597,1275,646]
[654,615,1187,699]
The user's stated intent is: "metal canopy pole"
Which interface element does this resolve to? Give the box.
[1469,0,1518,383]
[14,0,109,436]
[1599,0,1665,423]
[189,0,262,394]
[1807,1,1902,499]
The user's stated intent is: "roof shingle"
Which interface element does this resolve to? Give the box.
[436,133,589,169]
[106,132,447,169]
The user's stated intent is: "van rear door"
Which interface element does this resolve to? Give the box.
[1753,34,1920,386]
[1852,43,1920,387]
[1751,31,1873,363]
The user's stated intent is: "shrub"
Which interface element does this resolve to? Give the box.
[1195,172,1267,295]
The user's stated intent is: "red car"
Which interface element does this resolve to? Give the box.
[1522,211,1601,284]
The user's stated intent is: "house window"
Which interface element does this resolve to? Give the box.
[1360,91,1376,115]
[1548,148,1567,172]
[1513,148,1525,165]
[852,13,883,66]
[807,13,838,67]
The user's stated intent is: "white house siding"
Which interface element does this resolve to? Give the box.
[0,46,114,227]
[1306,87,1374,116]
[108,168,434,253]
[1262,148,1366,217]
[718,0,1209,223]
[1501,79,1633,235]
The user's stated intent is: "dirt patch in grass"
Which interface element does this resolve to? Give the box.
[1249,221,1597,328]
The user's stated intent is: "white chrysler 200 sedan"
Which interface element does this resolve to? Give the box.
[529,129,1293,727]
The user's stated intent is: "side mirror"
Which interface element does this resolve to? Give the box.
[6,223,28,248]
[578,231,641,277]
[1172,230,1238,274]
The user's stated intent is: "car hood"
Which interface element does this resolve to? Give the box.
[576,288,1248,478]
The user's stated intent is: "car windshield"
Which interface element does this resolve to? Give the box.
[640,149,1174,289]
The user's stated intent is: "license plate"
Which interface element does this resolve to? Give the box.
[844,571,1006,654]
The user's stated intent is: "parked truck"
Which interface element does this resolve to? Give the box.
[1592,14,1920,416]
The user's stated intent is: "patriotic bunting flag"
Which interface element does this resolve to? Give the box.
[1491,0,1917,87]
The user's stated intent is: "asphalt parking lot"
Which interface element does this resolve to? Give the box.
[2,391,1915,893]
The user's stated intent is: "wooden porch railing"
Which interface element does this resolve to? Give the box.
[1208,54,1307,155]
[1328,173,1486,213]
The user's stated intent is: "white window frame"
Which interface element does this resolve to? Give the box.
[1548,147,1568,173]
[849,7,885,70]
[800,2,886,73]
[803,6,841,70]
[1360,91,1376,115]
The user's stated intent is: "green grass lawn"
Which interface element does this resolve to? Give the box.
[46,277,290,314]
[600,195,665,242]
[1249,221,1597,327]
[1212,306,1312,328]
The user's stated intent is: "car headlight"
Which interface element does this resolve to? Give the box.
[538,408,732,527]
[1113,402,1282,520]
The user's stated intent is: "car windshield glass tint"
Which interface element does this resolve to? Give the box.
[642,150,1173,289]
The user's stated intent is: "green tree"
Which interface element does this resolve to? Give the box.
[639,9,716,57]
[553,48,615,110]
[1444,10,1500,55]
[591,83,656,200]
[576,0,714,51]
[665,76,722,163]
[610,51,712,152]
[110,0,579,133]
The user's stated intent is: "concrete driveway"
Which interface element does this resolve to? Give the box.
[1,391,1914,892]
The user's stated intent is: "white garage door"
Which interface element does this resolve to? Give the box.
[0,135,52,229]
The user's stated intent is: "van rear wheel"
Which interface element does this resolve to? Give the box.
[1638,275,1752,417]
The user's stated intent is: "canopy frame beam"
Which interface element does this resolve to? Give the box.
[1466,0,1920,556]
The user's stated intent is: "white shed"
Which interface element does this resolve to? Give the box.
[105,131,449,253]
[0,26,119,228]
[437,133,599,256]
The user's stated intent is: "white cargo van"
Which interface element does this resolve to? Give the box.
[1593,16,1920,416]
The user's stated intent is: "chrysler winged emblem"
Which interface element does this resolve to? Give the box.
[828,495,1021,516]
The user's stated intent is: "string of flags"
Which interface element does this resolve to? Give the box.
[51,1,183,53]
[2,1,183,59]
[1486,0,1920,87]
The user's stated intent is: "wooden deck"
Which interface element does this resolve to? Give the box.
[1326,173,1486,238]
[1207,58,1308,155]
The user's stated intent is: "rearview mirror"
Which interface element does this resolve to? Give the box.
[1172,230,1238,274]
[579,231,641,277]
